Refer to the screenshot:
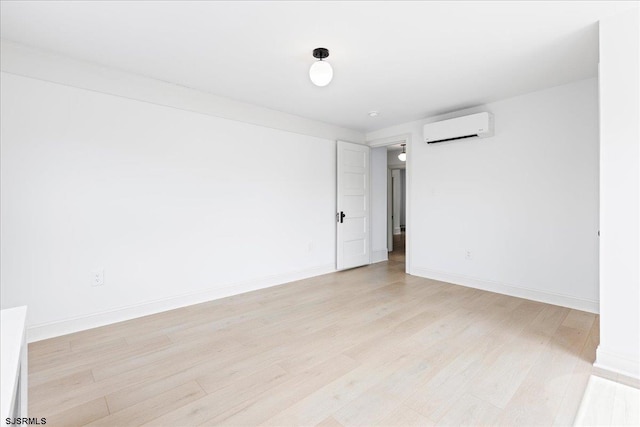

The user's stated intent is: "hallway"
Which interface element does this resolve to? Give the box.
[388,232,405,264]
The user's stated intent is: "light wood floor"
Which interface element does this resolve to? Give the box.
[388,232,406,264]
[29,247,598,426]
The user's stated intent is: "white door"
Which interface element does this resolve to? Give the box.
[336,140,370,270]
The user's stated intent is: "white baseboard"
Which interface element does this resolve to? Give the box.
[27,264,336,342]
[595,346,640,380]
[370,249,389,264]
[411,267,599,314]
[393,227,402,235]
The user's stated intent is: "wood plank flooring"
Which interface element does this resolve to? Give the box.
[29,243,599,426]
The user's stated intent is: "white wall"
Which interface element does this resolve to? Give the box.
[370,147,388,263]
[367,78,600,312]
[391,169,402,235]
[0,70,346,341]
[387,150,407,233]
[596,8,639,379]
[387,149,406,170]
[0,40,365,144]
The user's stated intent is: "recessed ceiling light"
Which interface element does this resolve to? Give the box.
[368,111,379,117]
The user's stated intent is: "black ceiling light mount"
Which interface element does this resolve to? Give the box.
[310,47,333,86]
[312,47,330,60]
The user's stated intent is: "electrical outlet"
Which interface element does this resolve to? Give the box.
[465,251,472,260]
[92,269,104,287]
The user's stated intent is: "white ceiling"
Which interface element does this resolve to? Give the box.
[1,1,636,133]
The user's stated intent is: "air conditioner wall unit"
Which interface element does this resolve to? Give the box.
[423,112,494,144]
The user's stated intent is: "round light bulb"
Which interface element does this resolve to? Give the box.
[398,152,407,162]
[309,60,333,87]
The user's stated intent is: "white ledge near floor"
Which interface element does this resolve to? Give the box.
[1,306,28,420]
[574,375,640,426]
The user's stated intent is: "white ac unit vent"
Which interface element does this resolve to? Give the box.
[423,112,494,144]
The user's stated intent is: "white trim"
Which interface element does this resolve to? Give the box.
[368,133,411,148]
[411,267,599,313]
[368,144,373,266]
[0,40,364,144]
[365,132,412,274]
[387,168,393,252]
[595,347,640,380]
[27,264,335,343]
[393,227,402,235]
[404,134,412,275]
[371,249,389,264]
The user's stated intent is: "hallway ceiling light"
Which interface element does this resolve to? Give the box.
[309,47,333,87]
[398,144,407,162]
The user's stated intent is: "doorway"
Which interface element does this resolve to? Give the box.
[369,133,411,271]
[388,157,406,265]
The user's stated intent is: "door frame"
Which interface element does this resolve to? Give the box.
[388,168,393,252]
[368,133,412,274]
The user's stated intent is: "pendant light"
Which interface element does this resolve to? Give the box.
[398,144,407,162]
[309,47,333,87]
